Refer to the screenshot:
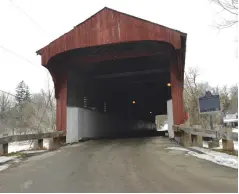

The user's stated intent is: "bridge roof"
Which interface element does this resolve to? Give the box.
[36,7,187,66]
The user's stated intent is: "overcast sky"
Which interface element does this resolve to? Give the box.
[0,0,238,94]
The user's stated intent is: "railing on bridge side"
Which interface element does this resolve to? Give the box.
[173,125,238,151]
[0,131,64,155]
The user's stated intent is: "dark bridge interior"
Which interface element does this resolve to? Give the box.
[67,54,172,123]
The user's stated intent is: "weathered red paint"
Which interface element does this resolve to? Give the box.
[36,7,187,131]
[37,7,184,65]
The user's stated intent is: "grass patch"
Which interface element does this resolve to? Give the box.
[212,149,238,156]
[7,152,27,157]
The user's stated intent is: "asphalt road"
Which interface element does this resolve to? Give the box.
[0,136,238,193]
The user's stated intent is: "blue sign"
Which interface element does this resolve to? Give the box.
[199,91,221,114]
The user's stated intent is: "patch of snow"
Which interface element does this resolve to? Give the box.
[212,139,238,151]
[166,147,189,152]
[166,146,238,169]
[234,141,238,151]
[43,139,51,149]
[0,164,10,172]
[157,123,168,131]
[232,128,238,133]
[190,147,238,169]
[8,139,50,154]
[0,156,17,164]
[203,141,209,148]
[8,141,31,153]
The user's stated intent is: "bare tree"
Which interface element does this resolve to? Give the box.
[29,74,56,133]
[210,0,238,29]
[228,84,238,113]
[219,85,231,113]
[0,92,12,121]
[183,67,221,128]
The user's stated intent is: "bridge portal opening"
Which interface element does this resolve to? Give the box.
[68,54,172,121]
[66,45,172,141]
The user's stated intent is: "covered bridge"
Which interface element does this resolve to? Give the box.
[36,7,187,142]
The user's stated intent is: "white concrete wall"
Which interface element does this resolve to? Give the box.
[66,106,156,143]
[167,99,174,138]
[66,107,79,143]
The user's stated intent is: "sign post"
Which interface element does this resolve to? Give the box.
[209,114,213,130]
[198,91,221,130]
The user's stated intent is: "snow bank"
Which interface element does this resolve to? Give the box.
[166,146,238,169]
[0,156,17,172]
[190,147,238,169]
[0,156,17,164]
[0,164,10,172]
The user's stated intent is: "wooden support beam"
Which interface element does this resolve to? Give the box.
[180,131,192,147]
[222,139,234,151]
[0,143,8,155]
[191,135,203,147]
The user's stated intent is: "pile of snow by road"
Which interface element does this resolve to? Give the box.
[0,156,17,164]
[166,146,238,169]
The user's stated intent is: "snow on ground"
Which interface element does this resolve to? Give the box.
[8,141,33,153]
[233,141,238,151]
[232,128,238,133]
[166,146,238,169]
[0,164,10,172]
[0,156,18,172]
[203,140,238,151]
[190,147,238,169]
[8,139,51,154]
[0,156,17,164]
[157,123,168,131]
[203,141,209,148]
[0,140,52,172]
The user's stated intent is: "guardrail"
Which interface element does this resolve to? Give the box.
[0,131,64,155]
[173,125,238,151]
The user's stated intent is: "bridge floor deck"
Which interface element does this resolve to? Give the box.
[0,136,237,192]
